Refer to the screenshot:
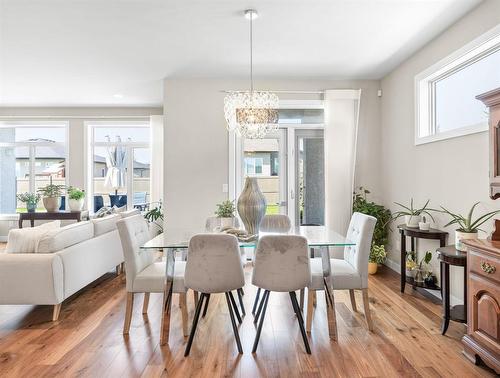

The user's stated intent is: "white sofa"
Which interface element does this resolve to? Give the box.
[0,209,140,321]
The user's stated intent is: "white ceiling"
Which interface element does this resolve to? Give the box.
[0,0,482,106]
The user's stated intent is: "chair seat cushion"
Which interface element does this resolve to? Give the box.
[309,258,362,290]
[132,261,187,294]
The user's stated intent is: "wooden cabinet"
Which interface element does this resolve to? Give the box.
[462,239,500,373]
[476,88,500,199]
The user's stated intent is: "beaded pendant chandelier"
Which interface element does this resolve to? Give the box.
[224,9,279,139]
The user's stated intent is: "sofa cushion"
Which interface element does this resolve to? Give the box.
[120,208,141,218]
[5,221,61,254]
[92,214,121,236]
[36,221,94,253]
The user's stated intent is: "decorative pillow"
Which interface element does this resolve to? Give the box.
[92,213,121,236]
[5,221,61,254]
[94,205,128,218]
[35,221,94,253]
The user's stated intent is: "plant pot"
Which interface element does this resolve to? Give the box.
[237,177,266,235]
[368,262,378,275]
[405,215,421,228]
[219,217,234,229]
[68,198,84,212]
[418,221,430,231]
[455,230,478,252]
[26,202,37,213]
[43,196,60,212]
[406,269,415,278]
[414,268,425,283]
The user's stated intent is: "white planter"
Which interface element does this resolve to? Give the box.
[418,221,430,231]
[68,198,84,212]
[219,217,234,229]
[43,196,60,212]
[405,215,421,228]
[455,230,478,252]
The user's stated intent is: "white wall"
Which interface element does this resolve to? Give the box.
[380,0,500,302]
[163,78,381,240]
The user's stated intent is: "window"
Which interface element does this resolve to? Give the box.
[415,26,500,144]
[244,157,264,175]
[87,122,150,212]
[0,123,67,214]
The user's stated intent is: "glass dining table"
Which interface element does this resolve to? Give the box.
[141,225,355,345]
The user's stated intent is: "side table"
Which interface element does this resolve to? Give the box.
[18,211,86,228]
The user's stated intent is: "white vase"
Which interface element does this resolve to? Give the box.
[418,221,430,231]
[455,230,478,252]
[219,217,234,229]
[43,196,60,212]
[68,198,84,212]
[405,215,421,228]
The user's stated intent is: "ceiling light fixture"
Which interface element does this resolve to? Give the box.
[224,9,279,139]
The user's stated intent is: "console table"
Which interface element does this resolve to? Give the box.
[398,225,448,293]
[437,245,467,335]
[18,211,85,228]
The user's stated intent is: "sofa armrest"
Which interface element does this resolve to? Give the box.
[0,253,64,305]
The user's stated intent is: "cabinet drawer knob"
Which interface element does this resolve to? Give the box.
[480,261,496,274]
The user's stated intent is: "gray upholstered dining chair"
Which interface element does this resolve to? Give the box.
[184,233,246,356]
[117,215,189,337]
[252,235,311,354]
[306,212,377,333]
[252,214,292,315]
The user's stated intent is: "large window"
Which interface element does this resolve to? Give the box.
[0,123,67,214]
[87,122,150,212]
[415,27,500,145]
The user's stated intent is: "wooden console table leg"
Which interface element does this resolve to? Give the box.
[400,233,406,293]
[441,261,450,335]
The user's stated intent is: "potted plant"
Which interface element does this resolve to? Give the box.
[393,199,434,228]
[368,244,386,274]
[16,192,41,213]
[37,179,65,212]
[144,202,164,236]
[414,251,432,284]
[440,202,500,252]
[405,251,417,278]
[418,215,431,231]
[353,187,392,274]
[67,186,85,212]
[215,200,236,229]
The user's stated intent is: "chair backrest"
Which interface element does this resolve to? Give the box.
[259,214,292,233]
[252,235,310,292]
[185,234,245,293]
[117,214,153,291]
[343,212,377,287]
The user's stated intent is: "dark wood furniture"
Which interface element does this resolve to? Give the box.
[398,224,448,293]
[437,246,467,335]
[18,211,83,228]
[476,87,500,199]
[462,239,500,374]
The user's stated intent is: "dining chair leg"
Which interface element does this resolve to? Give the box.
[306,289,314,333]
[252,290,270,353]
[237,288,246,315]
[252,287,261,315]
[228,291,242,323]
[254,288,266,324]
[290,291,311,354]
[313,291,317,307]
[180,292,189,337]
[202,294,211,317]
[299,288,305,311]
[193,290,199,307]
[225,292,243,354]
[349,289,357,312]
[123,292,134,335]
[142,292,150,314]
[185,293,206,356]
[362,288,374,331]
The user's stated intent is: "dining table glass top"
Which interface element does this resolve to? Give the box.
[141,225,354,249]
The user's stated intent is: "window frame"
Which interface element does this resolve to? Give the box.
[415,25,500,145]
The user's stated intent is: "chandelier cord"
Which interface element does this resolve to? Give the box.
[249,11,253,94]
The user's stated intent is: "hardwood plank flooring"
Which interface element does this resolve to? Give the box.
[0,255,495,377]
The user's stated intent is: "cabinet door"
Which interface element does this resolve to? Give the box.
[469,273,500,355]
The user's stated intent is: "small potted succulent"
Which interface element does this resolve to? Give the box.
[37,178,65,212]
[67,186,85,212]
[16,192,41,213]
[368,244,386,274]
[418,215,431,231]
[440,202,500,252]
[393,199,435,228]
[215,200,236,229]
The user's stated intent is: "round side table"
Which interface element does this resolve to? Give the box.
[436,245,467,335]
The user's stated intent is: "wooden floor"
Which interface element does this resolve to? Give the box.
[0,262,495,377]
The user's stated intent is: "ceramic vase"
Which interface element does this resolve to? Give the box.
[368,262,378,275]
[237,177,266,235]
[219,217,234,229]
[455,230,478,252]
[68,198,84,212]
[26,202,37,213]
[43,196,60,212]
[405,215,421,228]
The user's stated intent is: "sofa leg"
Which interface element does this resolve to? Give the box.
[142,293,150,314]
[124,292,134,334]
[52,303,62,321]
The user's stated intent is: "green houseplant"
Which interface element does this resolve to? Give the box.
[144,202,164,235]
[353,187,391,274]
[392,198,435,228]
[67,186,85,212]
[440,202,500,251]
[37,178,66,212]
[215,200,236,229]
[16,192,41,213]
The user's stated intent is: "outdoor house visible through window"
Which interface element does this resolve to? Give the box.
[415,26,500,145]
[0,123,68,214]
[87,123,151,213]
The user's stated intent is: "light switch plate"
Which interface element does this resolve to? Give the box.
[222,183,228,193]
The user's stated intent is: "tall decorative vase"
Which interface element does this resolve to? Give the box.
[237,177,267,235]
